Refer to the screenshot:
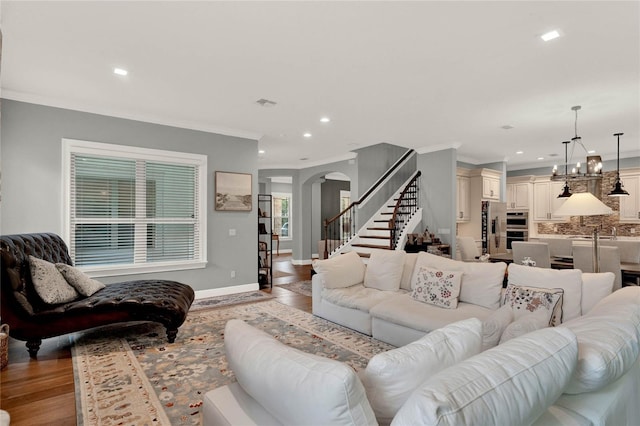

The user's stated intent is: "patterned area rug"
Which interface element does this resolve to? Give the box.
[189,290,272,311]
[72,300,393,425]
[275,280,312,297]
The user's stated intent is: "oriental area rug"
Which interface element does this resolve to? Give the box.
[274,279,312,297]
[72,299,393,426]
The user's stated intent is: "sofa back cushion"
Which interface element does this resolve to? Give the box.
[411,252,506,309]
[399,253,418,291]
[562,287,640,394]
[224,319,377,426]
[361,318,482,425]
[312,250,366,289]
[507,263,583,322]
[481,304,514,350]
[364,249,406,291]
[580,272,614,314]
[391,327,578,426]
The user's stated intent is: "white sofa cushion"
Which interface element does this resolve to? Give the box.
[322,284,404,312]
[501,283,564,326]
[562,293,640,394]
[361,318,482,425]
[581,272,614,314]
[391,327,578,426]
[410,266,462,309]
[399,253,418,291]
[499,309,550,344]
[364,249,406,291]
[481,304,514,350]
[370,293,493,334]
[312,250,366,289]
[507,263,583,322]
[411,252,506,309]
[224,319,377,426]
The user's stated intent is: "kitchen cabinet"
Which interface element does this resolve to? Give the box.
[533,180,568,221]
[482,176,500,200]
[506,182,530,210]
[619,172,640,223]
[456,175,470,222]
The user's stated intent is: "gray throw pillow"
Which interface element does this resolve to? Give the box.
[56,263,105,297]
[29,256,79,304]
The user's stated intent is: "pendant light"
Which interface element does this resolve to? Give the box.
[558,140,572,198]
[608,132,629,197]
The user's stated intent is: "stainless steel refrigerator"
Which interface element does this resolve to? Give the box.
[481,201,507,255]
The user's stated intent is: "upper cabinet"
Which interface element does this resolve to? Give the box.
[506,177,533,211]
[533,179,568,221]
[482,176,500,200]
[456,171,470,222]
[619,171,640,223]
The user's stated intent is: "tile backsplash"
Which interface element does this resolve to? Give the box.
[536,171,637,237]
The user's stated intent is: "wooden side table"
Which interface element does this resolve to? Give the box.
[272,234,280,255]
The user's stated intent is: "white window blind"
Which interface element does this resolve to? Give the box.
[64,139,207,276]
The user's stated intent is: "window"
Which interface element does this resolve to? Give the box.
[63,139,207,276]
[272,192,291,239]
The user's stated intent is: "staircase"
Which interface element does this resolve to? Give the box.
[322,169,422,259]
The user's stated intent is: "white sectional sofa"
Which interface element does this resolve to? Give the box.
[203,285,640,425]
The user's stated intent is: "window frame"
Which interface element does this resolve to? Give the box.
[271,191,292,241]
[62,138,207,277]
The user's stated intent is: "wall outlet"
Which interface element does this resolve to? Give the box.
[230,270,236,278]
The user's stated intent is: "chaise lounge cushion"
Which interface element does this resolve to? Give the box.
[224,319,377,426]
[361,318,482,425]
[391,327,578,426]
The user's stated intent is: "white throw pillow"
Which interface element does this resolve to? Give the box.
[399,253,418,291]
[224,319,377,426]
[364,249,406,291]
[411,252,506,309]
[361,318,482,425]
[56,263,105,297]
[501,283,564,326]
[29,256,79,304]
[391,327,578,426]
[410,266,462,309]
[507,263,583,322]
[562,302,640,394]
[312,251,366,289]
[580,272,614,315]
[499,309,550,344]
[481,304,514,350]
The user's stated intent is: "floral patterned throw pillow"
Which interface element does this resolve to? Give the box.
[410,266,462,309]
[501,283,564,326]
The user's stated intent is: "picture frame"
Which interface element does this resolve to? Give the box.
[215,171,252,211]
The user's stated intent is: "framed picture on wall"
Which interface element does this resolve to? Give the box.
[215,171,252,211]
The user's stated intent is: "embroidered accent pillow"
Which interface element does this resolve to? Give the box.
[29,256,79,304]
[410,266,462,309]
[501,284,564,326]
[56,263,105,297]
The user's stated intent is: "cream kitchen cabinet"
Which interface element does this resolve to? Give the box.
[506,182,530,211]
[482,176,500,200]
[533,180,568,221]
[456,175,470,222]
[619,172,640,223]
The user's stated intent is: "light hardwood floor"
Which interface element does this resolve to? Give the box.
[0,254,312,425]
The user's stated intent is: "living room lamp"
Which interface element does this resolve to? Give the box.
[608,133,629,197]
[553,192,613,273]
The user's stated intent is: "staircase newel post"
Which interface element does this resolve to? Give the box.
[323,219,329,259]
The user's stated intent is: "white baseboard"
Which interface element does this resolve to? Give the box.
[291,258,314,266]
[194,283,260,299]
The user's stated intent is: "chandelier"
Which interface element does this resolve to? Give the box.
[551,106,603,195]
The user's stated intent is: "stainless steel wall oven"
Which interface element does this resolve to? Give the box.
[506,212,529,249]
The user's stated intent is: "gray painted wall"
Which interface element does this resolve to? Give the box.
[321,179,351,237]
[417,148,457,253]
[354,143,407,198]
[1,100,258,292]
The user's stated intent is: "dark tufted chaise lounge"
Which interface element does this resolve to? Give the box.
[1,233,195,357]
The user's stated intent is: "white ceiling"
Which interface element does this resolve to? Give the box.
[1,1,639,171]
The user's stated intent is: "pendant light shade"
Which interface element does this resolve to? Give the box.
[608,133,629,197]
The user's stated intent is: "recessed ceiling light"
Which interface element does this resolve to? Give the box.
[541,30,560,42]
[537,157,545,160]
[516,151,524,155]
[320,117,330,123]
[113,68,128,76]
[303,133,312,138]
[258,150,265,154]
[588,150,596,154]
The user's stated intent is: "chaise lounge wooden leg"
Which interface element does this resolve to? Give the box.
[26,339,42,358]
[166,328,178,343]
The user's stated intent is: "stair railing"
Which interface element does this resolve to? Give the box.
[322,150,417,259]
[389,171,421,249]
